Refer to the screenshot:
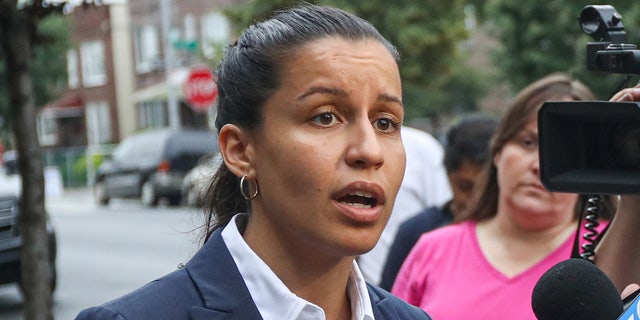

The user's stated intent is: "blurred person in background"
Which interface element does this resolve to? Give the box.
[379,115,498,290]
[392,73,619,319]
[358,125,451,285]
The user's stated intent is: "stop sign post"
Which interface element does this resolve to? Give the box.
[183,67,218,112]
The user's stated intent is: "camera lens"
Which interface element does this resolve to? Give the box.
[579,7,602,36]
[601,122,640,169]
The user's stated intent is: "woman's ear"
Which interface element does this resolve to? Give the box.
[493,149,502,168]
[218,124,255,178]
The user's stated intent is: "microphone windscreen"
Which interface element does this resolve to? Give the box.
[531,258,622,320]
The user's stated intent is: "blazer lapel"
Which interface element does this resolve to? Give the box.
[190,307,232,320]
[185,229,262,319]
[368,284,400,319]
[186,230,410,320]
[190,302,262,320]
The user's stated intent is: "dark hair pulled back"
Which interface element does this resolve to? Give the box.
[203,4,399,241]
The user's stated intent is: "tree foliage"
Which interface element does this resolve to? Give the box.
[483,0,640,99]
[0,12,69,147]
[223,0,484,119]
[221,1,640,117]
[31,15,70,107]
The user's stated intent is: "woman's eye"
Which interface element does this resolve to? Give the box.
[373,117,399,133]
[520,136,538,149]
[311,112,339,126]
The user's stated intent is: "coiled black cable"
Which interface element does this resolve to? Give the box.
[580,194,602,260]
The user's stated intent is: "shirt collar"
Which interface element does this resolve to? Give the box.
[350,259,375,320]
[221,213,374,320]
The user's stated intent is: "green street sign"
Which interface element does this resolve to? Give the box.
[173,40,198,52]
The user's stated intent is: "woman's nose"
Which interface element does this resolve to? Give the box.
[346,120,384,169]
[532,152,540,176]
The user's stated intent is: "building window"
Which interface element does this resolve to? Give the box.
[134,24,160,73]
[80,40,107,87]
[67,49,79,89]
[201,12,230,59]
[138,100,167,129]
[37,116,57,146]
[86,101,112,145]
[184,14,196,41]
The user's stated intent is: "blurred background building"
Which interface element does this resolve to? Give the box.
[35,0,243,187]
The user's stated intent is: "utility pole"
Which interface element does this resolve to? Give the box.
[161,0,180,128]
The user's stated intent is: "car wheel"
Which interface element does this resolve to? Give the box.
[168,195,181,206]
[49,232,57,293]
[93,181,109,206]
[50,263,57,293]
[141,181,158,207]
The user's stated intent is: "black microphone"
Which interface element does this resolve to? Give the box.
[532,258,623,320]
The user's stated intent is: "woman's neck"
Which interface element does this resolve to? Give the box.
[476,215,577,277]
[243,216,354,320]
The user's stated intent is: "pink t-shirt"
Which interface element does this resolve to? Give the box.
[391,220,601,320]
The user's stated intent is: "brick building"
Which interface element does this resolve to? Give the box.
[38,0,241,148]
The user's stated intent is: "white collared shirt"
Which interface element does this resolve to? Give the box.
[221,213,375,320]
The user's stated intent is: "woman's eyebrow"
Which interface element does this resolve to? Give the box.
[297,87,403,107]
[378,93,403,108]
[297,86,348,100]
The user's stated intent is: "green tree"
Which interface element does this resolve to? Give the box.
[0,7,69,147]
[224,0,486,119]
[0,1,81,319]
[31,16,70,108]
[484,0,640,99]
[331,0,472,117]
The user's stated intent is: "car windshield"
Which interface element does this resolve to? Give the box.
[0,152,21,197]
[112,130,172,163]
[165,131,217,159]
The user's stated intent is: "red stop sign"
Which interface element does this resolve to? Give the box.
[183,67,218,112]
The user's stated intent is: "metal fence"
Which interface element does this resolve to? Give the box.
[42,144,116,188]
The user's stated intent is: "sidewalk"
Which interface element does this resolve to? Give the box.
[52,186,92,201]
[47,187,96,216]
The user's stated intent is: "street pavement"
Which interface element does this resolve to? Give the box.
[47,187,100,216]
[0,186,201,319]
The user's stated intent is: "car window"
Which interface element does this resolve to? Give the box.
[165,130,218,171]
[0,151,21,197]
[112,130,171,163]
[111,136,136,162]
[166,131,217,157]
[2,150,18,176]
[130,131,168,162]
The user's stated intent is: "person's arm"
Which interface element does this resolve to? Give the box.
[596,195,640,291]
[595,86,640,292]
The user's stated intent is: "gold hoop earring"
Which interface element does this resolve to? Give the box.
[240,174,259,200]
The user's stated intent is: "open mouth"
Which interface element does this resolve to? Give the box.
[337,191,378,208]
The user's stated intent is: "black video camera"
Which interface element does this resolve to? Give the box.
[539,5,640,194]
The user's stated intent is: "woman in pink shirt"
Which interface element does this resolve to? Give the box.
[392,73,618,319]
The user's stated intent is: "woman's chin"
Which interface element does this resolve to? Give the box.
[337,229,382,256]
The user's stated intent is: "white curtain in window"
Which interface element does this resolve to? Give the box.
[80,40,107,87]
[86,101,112,145]
[67,49,79,89]
[201,12,230,58]
[134,24,160,73]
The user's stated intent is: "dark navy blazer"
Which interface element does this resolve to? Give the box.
[76,228,431,320]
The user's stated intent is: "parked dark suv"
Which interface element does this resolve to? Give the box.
[94,128,218,206]
[0,150,57,292]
